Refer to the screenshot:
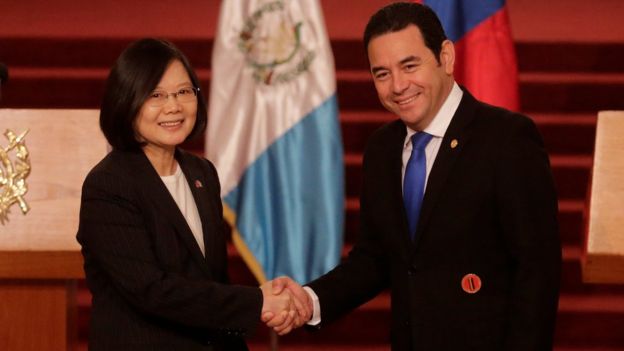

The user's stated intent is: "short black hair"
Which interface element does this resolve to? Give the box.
[99,38,207,151]
[363,2,448,62]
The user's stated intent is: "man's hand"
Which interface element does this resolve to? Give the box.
[260,280,296,334]
[262,276,313,335]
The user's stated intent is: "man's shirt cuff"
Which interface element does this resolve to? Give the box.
[303,286,321,326]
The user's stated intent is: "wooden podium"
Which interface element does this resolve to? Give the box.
[582,111,624,283]
[0,109,106,350]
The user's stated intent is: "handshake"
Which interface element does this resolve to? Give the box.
[260,276,313,335]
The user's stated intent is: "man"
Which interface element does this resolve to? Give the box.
[266,2,561,350]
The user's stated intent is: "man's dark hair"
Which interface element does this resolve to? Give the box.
[363,2,448,62]
[99,38,207,151]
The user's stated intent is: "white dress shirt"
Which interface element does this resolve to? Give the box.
[401,82,463,189]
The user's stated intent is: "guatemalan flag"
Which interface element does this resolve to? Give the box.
[417,0,519,111]
[206,0,343,284]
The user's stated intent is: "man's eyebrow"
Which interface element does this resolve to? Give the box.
[370,55,423,74]
[399,55,422,65]
[371,65,387,75]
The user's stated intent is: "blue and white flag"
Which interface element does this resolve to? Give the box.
[206,0,343,284]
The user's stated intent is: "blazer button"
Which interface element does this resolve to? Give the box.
[407,269,415,276]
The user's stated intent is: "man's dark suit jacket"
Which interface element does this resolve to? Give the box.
[77,149,262,351]
[308,89,561,350]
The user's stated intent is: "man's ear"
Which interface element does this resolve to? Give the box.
[439,39,455,75]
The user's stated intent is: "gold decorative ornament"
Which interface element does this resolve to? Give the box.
[0,129,31,225]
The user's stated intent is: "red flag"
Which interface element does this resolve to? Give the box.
[417,0,519,111]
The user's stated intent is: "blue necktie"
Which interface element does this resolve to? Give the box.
[404,132,433,241]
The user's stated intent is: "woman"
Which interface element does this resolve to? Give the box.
[77,38,295,350]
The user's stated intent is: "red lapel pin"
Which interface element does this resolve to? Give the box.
[461,273,482,294]
[194,180,203,188]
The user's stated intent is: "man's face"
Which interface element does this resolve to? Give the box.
[367,25,454,131]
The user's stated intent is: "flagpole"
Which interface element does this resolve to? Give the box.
[209,2,342,349]
[270,330,279,351]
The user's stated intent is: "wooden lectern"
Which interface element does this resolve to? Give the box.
[0,109,106,350]
[583,111,624,283]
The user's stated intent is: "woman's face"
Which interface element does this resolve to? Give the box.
[134,60,197,154]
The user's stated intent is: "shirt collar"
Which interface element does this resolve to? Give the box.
[405,82,463,145]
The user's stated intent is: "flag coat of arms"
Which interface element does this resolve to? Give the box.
[206,0,343,284]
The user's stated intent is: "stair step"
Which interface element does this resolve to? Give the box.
[332,40,624,74]
[339,113,596,155]
[520,73,624,112]
[347,198,585,213]
[334,41,624,74]
[331,71,624,113]
[555,309,624,348]
[186,111,599,156]
[4,2,623,349]
[98,341,395,351]
[346,198,584,217]
[344,198,590,260]
[517,42,624,73]
[560,293,624,313]
[77,289,624,348]
[521,72,624,84]
[83,341,397,351]
[3,68,622,114]
[76,244,624,310]
[4,38,624,73]
[0,38,213,69]
[2,67,212,109]
[341,111,600,124]
[344,153,591,200]
[520,81,624,112]
[9,67,109,78]
[250,345,390,351]
[351,202,586,247]
[8,66,212,79]
[530,113,598,125]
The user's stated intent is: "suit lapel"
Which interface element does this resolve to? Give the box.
[412,90,479,249]
[125,150,213,277]
[383,122,415,263]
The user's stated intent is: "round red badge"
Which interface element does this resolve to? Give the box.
[461,273,482,294]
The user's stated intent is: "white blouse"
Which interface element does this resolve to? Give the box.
[160,165,205,256]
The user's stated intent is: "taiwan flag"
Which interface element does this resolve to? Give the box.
[417,0,519,111]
